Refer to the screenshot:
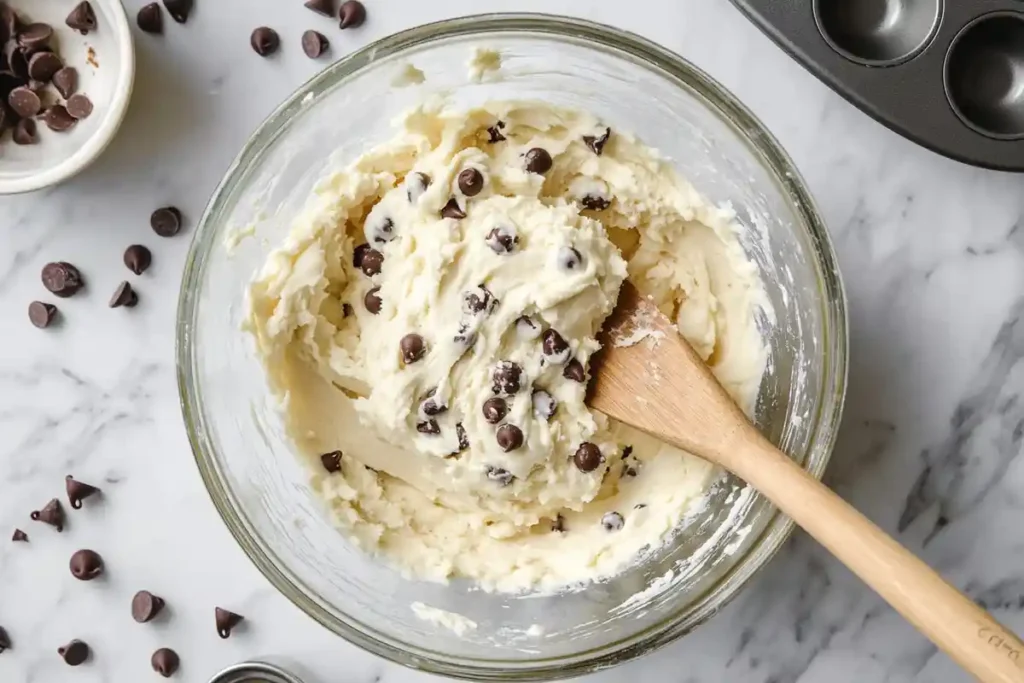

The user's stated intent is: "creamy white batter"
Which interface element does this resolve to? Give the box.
[246,99,768,593]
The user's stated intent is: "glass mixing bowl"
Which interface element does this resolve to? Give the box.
[177,13,847,680]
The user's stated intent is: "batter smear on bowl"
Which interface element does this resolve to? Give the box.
[246,100,769,593]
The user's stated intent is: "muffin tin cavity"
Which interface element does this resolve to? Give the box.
[944,12,1024,139]
[814,0,942,65]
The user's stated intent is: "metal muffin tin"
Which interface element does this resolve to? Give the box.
[729,0,1024,171]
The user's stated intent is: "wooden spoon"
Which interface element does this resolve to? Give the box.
[588,281,1024,683]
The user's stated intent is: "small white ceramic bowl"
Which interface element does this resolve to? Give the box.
[0,0,134,194]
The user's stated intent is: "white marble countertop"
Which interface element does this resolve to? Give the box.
[3,0,1024,681]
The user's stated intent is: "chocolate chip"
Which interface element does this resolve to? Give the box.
[457,168,484,197]
[574,442,602,472]
[320,450,342,473]
[583,127,611,155]
[132,590,165,623]
[455,423,469,453]
[137,3,163,33]
[151,206,182,237]
[486,121,506,143]
[0,626,9,652]
[515,315,540,340]
[353,243,370,268]
[31,498,64,531]
[304,0,334,16]
[542,329,570,363]
[532,390,556,421]
[0,4,19,42]
[558,246,584,272]
[563,358,586,383]
[492,361,522,395]
[342,303,353,317]
[367,215,395,244]
[66,93,92,120]
[416,420,440,435]
[486,225,517,253]
[28,301,57,328]
[462,285,494,314]
[485,465,514,487]
[622,463,638,478]
[70,549,103,580]
[524,147,552,174]
[622,445,634,459]
[163,0,192,23]
[5,43,28,80]
[453,321,476,349]
[58,639,89,666]
[496,424,524,452]
[66,2,97,34]
[360,248,384,276]
[8,86,39,117]
[581,195,610,211]
[27,51,61,82]
[440,198,466,219]
[251,27,280,56]
[109,281,138,308]
[400,333,426,364]
[66,475,100,509]
[482,397,507,424]
[41,262,83,298]
[338,0,366,29]
[420,389,447,416]
[151,648,179,677]
[215,607,244,639]
[406,172,430,203]
[550,513,565,532]
[52,67,77,98]
[634,503,647,510]
[123,245,152,275]
[44,104,76,132]
[17,23,52,51]
[301,30,328,58]
[363,286,381,314]
[12,529,27,542]
[601,511,624,531]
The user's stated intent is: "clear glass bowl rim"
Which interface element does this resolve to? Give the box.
[176,12,849,681]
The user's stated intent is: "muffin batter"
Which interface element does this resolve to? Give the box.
[246,100,768,593]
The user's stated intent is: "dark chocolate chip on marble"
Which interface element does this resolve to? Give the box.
[31,498,64,531]
[541,329,570,362]
[137,3,163,34]
[12,529,27,542]
[27,50,61,82]
[132,590,165,623]
[581,195,610,211]
[41,262,83,298]
[215,607,244,639]
[363,286,382,314]
[58,639,89,666]
[360,248,384,276]
[52,67,77,98]
[251,27,280,57]
[491,361,522,395]
[66,93,93,120]
[0,625,9,652]
[304,0,335,17]
[301,30,329,59]
[124,245,152,275]
[557,246,583,272]
[44,104,76,132]
[524,147,552,174]
[8,85,39,117]
[151,648,179,678]
[420,389,447,416]
[66,475,100,509]
[496,423,524,452]
[583,127,611,156]
[70,549,104,580]
[163,0,192,24]
[601,511,624,531]
[486,121,506,143]
[481,397,507,424]
[109,281,138,308]
[515,315,540,340]
[485,465,515,487]
[66,2,97,34]
[338,0,366,29]
[400,333,426,364]
[440,198,466,220]
[416,420,440,435]
[462,285,494,314]
[151,206,183,237]
[550,513,565,532]
[457,168,484,197]
[574,442,602,473]
[406,172,430,203]
[563,358,586,383]
[532,389,556,421]
[320,450,342,473]
[28,301,56,328]
[17,23,53,51]
[486,225,517,253]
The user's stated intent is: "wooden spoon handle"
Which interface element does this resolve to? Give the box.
[726,435,1024,683]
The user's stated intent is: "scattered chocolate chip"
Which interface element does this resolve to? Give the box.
[515,315,540,340]
[338,0,366,29]
[150,206,183,237]
[353,243,371,268]
[622,445,634,459]
[455,423,469,453]
[320,450,342,473]
[563,358,586,383]
[486,121,506,143]
[542,329,570,363]
[251,27,280,56]
[400,333,425,364]
[574,442,603,473]
[163,0,192,24]
[41,262,83,298]
[123,245,152,275]
[367,215,395,244]
[492,361,522,395]
[44,104,76,132]
[557,246,583,272]
[28,301,57,328]
[66,475,100,509]
[58,639,89,665]
[109,281,138,308]
[70,549,103,580]
[416,420,440,435]
[496,424,524,452]
[583,127,611,156]
[137,3,163,33]
[485,465,515,487]
[301,30,328,59]
[550,513,565,532]
[8,86,40,118]
[30,498,64,531]
[420,389,447,416]
[482,397,507,424]
[440,198,466,220]
[66,2,97,34]
[601,511,624,531]
[11,529,27,542]
[0,626,9,652]
[524,147,552,174]
[52,67,78,98]
[462,285,494,314]
[622,463,638,478]
[215,607,243,639]
[532,390,556,421]
[406,172,430,203]
[18,23,52,51]
[360,248,384,276]
[27,51,61,82]
[457,168,484,197]
[66,93,92,120]
[363,286,381,314]
[5,43,29,80]
[486,225,517,253]
[132,590,165,623]
[304,0,334,16]
[151,648,179,677]
[581,194,610,211]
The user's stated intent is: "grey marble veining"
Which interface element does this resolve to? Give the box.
[2,0,1023,681]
